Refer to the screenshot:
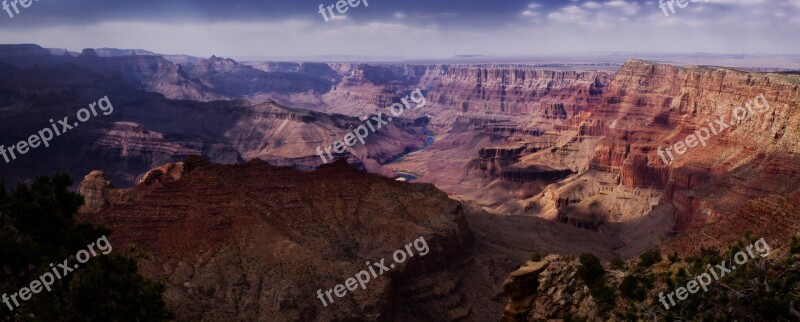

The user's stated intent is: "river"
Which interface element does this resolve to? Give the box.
[387,131,435,182]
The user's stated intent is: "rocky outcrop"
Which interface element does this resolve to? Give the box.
[620,154,670,188]
[501,256,597,321]
[478,146,528,175]
[0,44,51,58]
[79,48,98,57]
[348,64,400,85]
[138,162,185,185]
[77,170,137,213]
[252,62,341,83]
[590,139,629,169]
[500,260,550,321]
[79,159,474,321]
[77,170,114,213]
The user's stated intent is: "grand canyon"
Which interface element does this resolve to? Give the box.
[1,1,799,321]
[0,43,797,321]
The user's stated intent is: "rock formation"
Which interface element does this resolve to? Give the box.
[0,50,428,186]
[500,256,597,321]
[3,43,800,276]
[77,158,639,321]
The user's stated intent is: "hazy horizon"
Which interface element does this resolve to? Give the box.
[13,44,800,69]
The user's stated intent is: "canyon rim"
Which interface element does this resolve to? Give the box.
[1,0,800,321]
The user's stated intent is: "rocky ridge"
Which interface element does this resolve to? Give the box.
[77,158,638,321]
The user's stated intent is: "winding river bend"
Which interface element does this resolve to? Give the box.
[386,131,435,182]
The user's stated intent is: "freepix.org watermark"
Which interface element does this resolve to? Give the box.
[657,237,772,310]
[318,0,368,22]
[315,89,426,164]
[2,0,40,19]
[657,93,769,165]
[0,96,114,164]
[2,235,113,312]
[659,0,708,17]
[316,236,429,307]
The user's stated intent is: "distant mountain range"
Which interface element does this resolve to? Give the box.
[43,46,202,64]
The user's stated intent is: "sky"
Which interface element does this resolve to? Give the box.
[0,0,798,59]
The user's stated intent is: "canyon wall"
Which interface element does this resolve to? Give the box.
[384,59,800,236]
[5,44,799,237]
[318,64,610,131]
[584,60,800,231]
[0,46,428,187]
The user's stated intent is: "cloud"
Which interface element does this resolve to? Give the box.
[605,0,640,15]
[583,2,603,9]
[546,1,641,27]
[0,0,796,56]
[547,5,590,22]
